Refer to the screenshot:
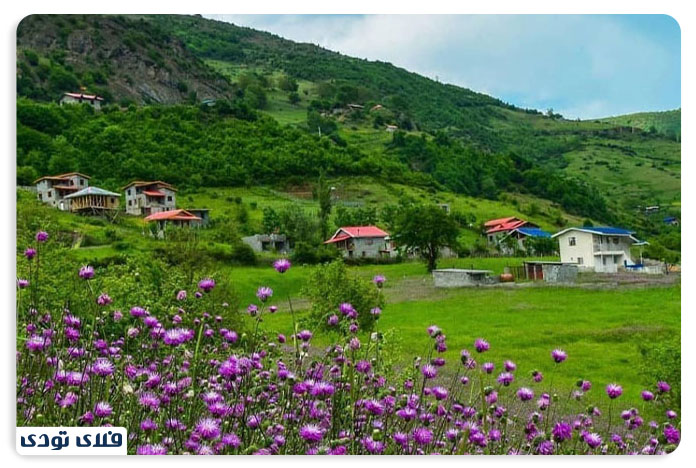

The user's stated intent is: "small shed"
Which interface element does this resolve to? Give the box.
[520,261,578,283]
[63,186,120,214]
[432,269,493,287]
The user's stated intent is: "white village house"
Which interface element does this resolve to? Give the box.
[122,181,177,216]
[324,226,393,259]
[59,92,104,110]
[34,172,91,211]
[552,226,647,273]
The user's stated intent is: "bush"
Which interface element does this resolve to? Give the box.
[230,242,256,265]
[639,337,680,410]
[303,260,384,331]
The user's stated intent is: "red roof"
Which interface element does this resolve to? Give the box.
[324,226,389,243]
[144,190,166,197]
[64,92,104,101]
[324,234,351,244]
[484,216,518,228]
[486,219,529,234]
[144,210,200,222]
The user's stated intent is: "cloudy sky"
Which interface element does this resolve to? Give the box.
[205,14,680,119]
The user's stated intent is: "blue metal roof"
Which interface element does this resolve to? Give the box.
[516,227,551,238]
[585,226,634,235]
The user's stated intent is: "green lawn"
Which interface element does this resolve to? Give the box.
[254,274,679,413]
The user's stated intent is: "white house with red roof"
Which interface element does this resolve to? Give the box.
[324,226,393,258]
[122,181,177,216]
[34,172,91,211]
[60,92,104,110]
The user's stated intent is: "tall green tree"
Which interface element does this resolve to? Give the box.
[393,204,459,272]
[316,171,332,241]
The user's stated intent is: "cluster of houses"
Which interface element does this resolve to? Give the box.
[319,215,648,274]
[34,172,210,230]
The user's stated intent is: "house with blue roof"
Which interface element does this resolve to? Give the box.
[551,226,648,273]
[499,226,552,255]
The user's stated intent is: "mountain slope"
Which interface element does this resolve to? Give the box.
[598,109,680,140]
[17,15,233,104]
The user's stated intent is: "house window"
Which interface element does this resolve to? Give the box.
[38,193,43,201]
[613,237,619,244]
[577,257,583,265]
[366,239,374,245]
[127,189,131,196]
[167,196,173,202]
[128,200,132,206]
[111,197,116,203]
[568,237,576,246]
[47,191,52,198]
[80,179,84,186]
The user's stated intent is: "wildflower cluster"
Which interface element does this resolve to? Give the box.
[16,233,680,455]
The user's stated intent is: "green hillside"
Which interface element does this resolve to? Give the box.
[16,14,681,233]
[598,109,681,140]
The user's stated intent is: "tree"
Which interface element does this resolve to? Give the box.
[316,171,332,241]
[393,204,459,272]
[525,236,557,257]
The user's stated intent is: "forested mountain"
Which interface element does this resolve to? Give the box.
[16,14,680,227]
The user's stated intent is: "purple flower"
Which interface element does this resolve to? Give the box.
[551,348,567,363]
[58,392,78,408]
[413,427,433,445]
[136,444,167,455]
[299,424,324,443]
[94,401,112,418]
[198,278,216,292]
[606,383,623,399]
[96,293,112,306]
[432,386,448,400]
[296,330,313,341]
[538,440,554,455]
[256,286,273,302]
[91,358,115,376]
[78,265,94,280]
[36,231,48,243]
[373,275,386,288]
[355,360,371,374]
[666,410,677,419]
[580,380,592,391]
[140,419,158,431]
[421,364,438,379]
[327,314,339,326]
[517,387,534,401]
[370,307,381,317]
[339,302,356,317]
[361,437,384,454]
[474,338,490,353]
[664,425,680,444]
[130,306,148,318]
[657,381,671,393]
[497,372,514,386]
[17,279,29,289]
[552,422,572,442]
[247,304,258,316]
[427,325,441,337]
[24,247,37,260]
[176,290,187,301]
[503,360,516,372]
[532,370,544,382]
[482,362,495,374]
[273,258,291,273]
[196,417,221,440]
[641,390,655,401]
[26,335,50,352]
[584,432,602,449]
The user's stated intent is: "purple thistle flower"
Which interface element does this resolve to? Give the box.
[537,440,554,455]
[657,381,671,393]
[26,335,50,352]
[58,392,78,408]
[361,437,384,454]
[273,258,291,273]
[666,410,677,419]
[136,444,168,455]
[17,279,29,289]
[517,387,534,401]
[247,304,258,316]
[503,360,516,372]
[373,275,386,288]
[355,360,372,374]
[24,247,37,260]
[196,417,221,440]
[91,358,115,376]
[606,383,623,399]
[552,422,572,442]
[551,348,567,363]
[339,302,355,317]
[421,364,438,379]
[299,424,324,443]
[474,338,490,353]
[36,231,48,243]
[256,286,273,302]
[176,290,187,301]
[427,325,441,337]
[296,330,313,341]
[532,370,544,382]
[497,372,515,386]
[432,386,449,400]
[221,433,241,448]
[580,380,592,391]
[78,265,95,280]
[413,427,433,445]
[664,425,680,444]
[140,419,158,431]
[641,390,655,401]
[482,362,495,374]
[198,278,216,292]
[94,401,112,418]
[327,314,339,326]
[584,432,602,449]
[130,306,148,318]
[268,306,278,313]
[96,293,112,306]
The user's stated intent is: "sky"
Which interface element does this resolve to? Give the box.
[205,14,680,119]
